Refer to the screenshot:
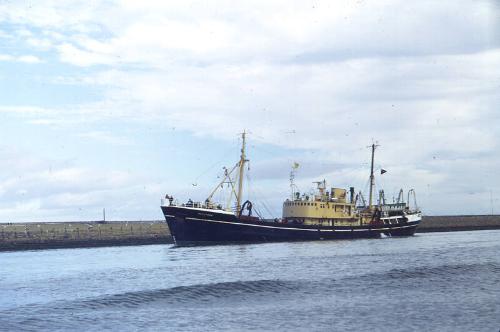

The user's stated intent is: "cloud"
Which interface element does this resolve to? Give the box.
[2,1,498,67]
[18,55,42,63]
[0,0,499,219]
[77,131,134,146]
[0,54,42,63]
[0,147,163,221]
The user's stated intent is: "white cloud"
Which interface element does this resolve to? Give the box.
[26,37,53,50]
[3,1,497,67]
[0,54,13,61]
[0,146,163,221]
[0,0,499,218]
[77,131,133,146]
[0,54,42,63]
[18,55,42,63]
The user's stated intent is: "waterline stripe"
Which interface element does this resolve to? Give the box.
[184,217,419,232]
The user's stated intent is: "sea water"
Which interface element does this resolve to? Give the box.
[1,230,499,331]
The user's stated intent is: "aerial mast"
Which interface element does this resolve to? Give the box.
[290,162,299,199]
[236,131,247,214]
[368,143,378,210]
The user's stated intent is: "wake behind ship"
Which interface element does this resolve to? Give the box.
[161,133,421,246]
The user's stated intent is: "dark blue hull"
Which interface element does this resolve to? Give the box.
[162,206,420,246]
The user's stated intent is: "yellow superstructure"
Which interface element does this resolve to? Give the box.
[282,181,371,226]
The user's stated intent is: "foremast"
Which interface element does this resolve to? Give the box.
[204,131,248,214]
[236,131,247,215]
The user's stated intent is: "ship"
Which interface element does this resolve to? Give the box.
[161,132,422,245]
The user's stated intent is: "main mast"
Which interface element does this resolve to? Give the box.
[236,131,247,214]
[368,143,377,210]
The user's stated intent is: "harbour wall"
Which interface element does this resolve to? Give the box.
[1,215,500,251]
[417,215,500,232]
[0,221,172,251]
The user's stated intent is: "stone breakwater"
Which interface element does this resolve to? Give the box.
[0,221,172,251]
[2,215,500,251]
[418,215,500,232]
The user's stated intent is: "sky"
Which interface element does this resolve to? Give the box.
[0,0,499,222]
